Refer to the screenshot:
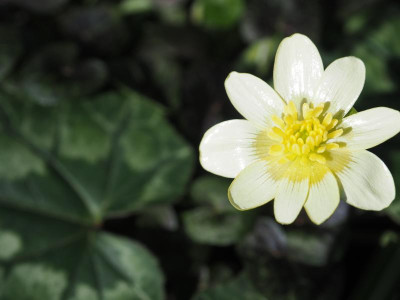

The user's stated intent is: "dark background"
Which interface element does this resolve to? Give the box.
[0,0,400,299]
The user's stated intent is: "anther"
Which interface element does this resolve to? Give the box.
[326,119,338,131]
[269,144,284,155]
[292,144,301,155]
[315,135,322,145]
[306,136,315,147]
[284,115,294,125]
[323,131,328,141]
[327,129,343,139]
[309,153,326,164]
[267,130,283,142]
[302,144,310,155]
[317,146,326,153]
[272,115,285,128]
[322,113,333,126]
[278,156,290,164]
[302,103,310,119]
[313,106,324,117]
[326,143,340,150]
[272,127,285,137]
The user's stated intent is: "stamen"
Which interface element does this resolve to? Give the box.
[322,113,333,126]
[327,129,343,139]
[317,146,326,153]
[326,119,338,131]
[300,156,309,165]
[272,127,285,137]
[309,153,326,164]
[313,106,324,117]
[267,130,283,142]
[302,144,310,155]
[269,144,284,155]
[306,136,315,147]
[292,144,301,155]
[284,115,294,125]
[278,156,289,164]
[265,101,344,165]
[272,115,285,128]
[287,101,298,119]
[302,103,310,119]
[323,131,328,141]
[315,135,322,145]
[304,109,314,120]
[326,143,339,150]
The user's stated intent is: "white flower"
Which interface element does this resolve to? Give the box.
[199,33,400,225]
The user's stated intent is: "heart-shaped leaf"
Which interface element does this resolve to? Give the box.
[0,87,194,299]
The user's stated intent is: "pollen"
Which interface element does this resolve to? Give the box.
[267,101,343,164]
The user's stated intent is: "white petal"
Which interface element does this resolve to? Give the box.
[304,169,340,225]
[334,107,400,150]
[225,72,285,128]
[313,57,365,116]
[336,150,395,210]
[273,33,323,109]
[228,160,277,210]
[274,176,309,225]
[200,120,260,178]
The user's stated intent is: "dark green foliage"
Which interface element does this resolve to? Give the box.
[183,176,254,246]
[0,0,399,299]
[0,89,194,299]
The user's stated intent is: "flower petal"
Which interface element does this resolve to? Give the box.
[334,150,395,210]
[200,120,261,178]
[274,164,310,224]
[313,57,365,116]
[334,107,400,150]
[225,72,285,128]
[304,168,340,225]
[273,33,323,109]
[228,160,277,210]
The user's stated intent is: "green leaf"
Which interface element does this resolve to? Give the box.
[351,16,400,95]
[183,176,253,246]
[192,272,266,300]
[0,87,194,299]
[236,36,280,76]
[353,45,395,95]
[191,0,245,30]
[0,230,164,300]
[119,0,153,15]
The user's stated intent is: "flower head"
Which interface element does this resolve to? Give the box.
[199,33,400,225]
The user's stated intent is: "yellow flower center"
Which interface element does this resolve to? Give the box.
[267,101,343,165]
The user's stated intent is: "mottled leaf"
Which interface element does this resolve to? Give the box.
[0,87,194,299]
[191,0,245,30]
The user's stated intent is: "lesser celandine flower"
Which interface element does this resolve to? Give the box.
[199,33,400,225]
